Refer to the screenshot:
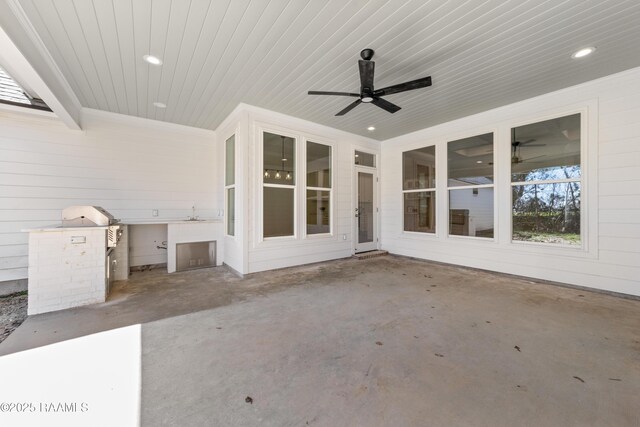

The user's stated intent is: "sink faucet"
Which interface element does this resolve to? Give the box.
[187,205,199,221]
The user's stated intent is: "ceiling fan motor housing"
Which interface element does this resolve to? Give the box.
[360,48,374,60]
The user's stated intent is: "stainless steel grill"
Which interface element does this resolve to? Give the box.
[62,206,122,247]
[62,205,118,227]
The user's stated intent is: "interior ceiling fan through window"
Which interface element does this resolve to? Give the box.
[511,128,546,164]
[308,49,432,116]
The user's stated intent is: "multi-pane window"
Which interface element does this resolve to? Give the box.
[306,141,331,235]
[511,113,581,245]
[355,150,375,167]
[263,132,296,238]
[403,146,436,233]
[225,135,235,236]
[447,133,494,238]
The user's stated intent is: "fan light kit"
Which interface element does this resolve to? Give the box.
[143,54,163,65]
[571,47,595,59]
[309,48,432,116]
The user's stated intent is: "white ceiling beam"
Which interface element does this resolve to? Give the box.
[0,0,82,129]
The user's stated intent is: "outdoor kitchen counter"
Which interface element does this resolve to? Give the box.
[23,220,222,231]
[22,225,110,232]
[120,220,224,273]
[120,219,223,225]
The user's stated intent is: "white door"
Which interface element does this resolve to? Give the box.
[354,167,378,253]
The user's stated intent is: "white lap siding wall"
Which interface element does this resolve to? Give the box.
[0,108,218,286]
[381,67,640,297]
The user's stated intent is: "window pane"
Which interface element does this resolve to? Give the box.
[403,146,435,190]
[512,182,580,245]
[264,132,295,185]
[307,190,330,234]
[449,188,494,238]
[354,150,375,167]
[226,187,235,236]
[404,192,435,233]
[264,187,294,238]
[307,141,331,188]
[225,135,235,186]
[511,114,581,182]
[448,133,493,186]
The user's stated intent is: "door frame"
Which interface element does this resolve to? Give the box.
[353,165,379,253]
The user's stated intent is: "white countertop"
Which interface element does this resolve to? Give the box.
[23,225,110,232]
[23,219,223,232]
[122,219,223,225]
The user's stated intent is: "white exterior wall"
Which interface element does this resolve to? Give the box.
[216,107,249,274]
[3,69,638,296]
[381,67,640,296]
[242,105,379,274]
[0,108,218,283]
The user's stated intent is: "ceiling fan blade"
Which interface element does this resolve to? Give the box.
[308,91,360,97]
[371,97,401,114]
[373,76,431,96]
[335,99,362,116]
[358,60,375,91]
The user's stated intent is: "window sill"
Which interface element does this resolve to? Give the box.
[401,230,438,239]
[446,234,497,243]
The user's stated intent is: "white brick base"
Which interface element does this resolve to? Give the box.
[27,228,108,315]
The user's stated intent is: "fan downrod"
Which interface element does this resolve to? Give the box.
[360,48,374,61]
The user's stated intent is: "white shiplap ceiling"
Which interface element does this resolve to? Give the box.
[8,0,640,140]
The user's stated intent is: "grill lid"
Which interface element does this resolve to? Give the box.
[62,206,119,227]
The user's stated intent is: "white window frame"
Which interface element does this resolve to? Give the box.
[304,137,335,239]
[506,108,591,253]
[224,133,236,237]
[446,131,497,242]
[402,144,437,235]
[259,128,298,242]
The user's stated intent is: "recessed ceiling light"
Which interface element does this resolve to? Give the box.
[143,54,163,65]
[476,160,483,164]
[153,102,166,108]
[571,47,595,59]
[367,126,375,131]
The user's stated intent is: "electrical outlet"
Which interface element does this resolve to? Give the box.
[152,209,159,217]
[343,234,347,240]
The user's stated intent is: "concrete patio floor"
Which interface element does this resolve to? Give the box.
[1,255,639,426]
